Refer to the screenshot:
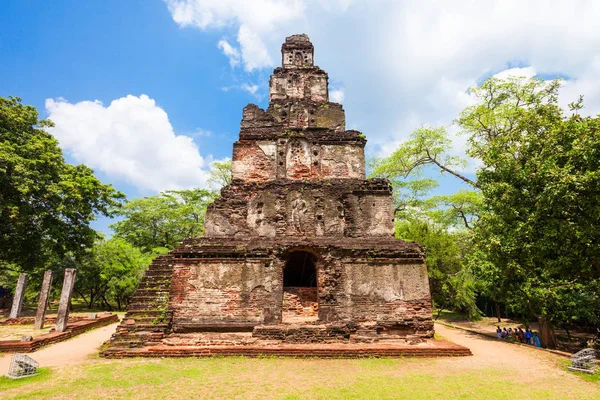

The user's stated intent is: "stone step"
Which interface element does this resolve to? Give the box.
[124,310,172,318]
[120,324,171,332]
[135,286,169,296]
[111,335,145,343]
[144,269,173,275]
[120,319,169,326]
[136,281,170,288]
[127,304,169,312]
[137,280,170,286]
[129,295,168,301]
[107,341,146,348]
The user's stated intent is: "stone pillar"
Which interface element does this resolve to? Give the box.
[55,268,77,332]
[9,273,28,319]
[34,271,54,330]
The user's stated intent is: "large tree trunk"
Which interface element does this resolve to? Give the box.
[434,304,445,321]
[537,316,558,349]
[562,324,572,342]
[101,293,112,311]
[495,302,501,323]
[75,289,90,309]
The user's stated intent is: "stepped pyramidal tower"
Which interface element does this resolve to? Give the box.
[103,35,444,357]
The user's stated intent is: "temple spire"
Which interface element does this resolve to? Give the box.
[281,34,314,68]
[270,34,328,103]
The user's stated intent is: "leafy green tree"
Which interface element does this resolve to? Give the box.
[111,189,217,252]
[370,136,482,319]
[371,126,478,188]
[428,190,483,230]
[373,77,600,347]
[394,214,481,320]
[71,238,152,310]
[0,96,124,273]
[208,159,232,188]
[458,76,600,347]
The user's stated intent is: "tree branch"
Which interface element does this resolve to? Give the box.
[452,205,472,230]
[425,150,480,188]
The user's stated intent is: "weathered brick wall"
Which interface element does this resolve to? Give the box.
[169,259,283,331]
[165,250,432,336]
[342,193,396,237]
[166,239,432,337]
[231,139,364,182]
[340,262,433,330]
[315,257,433,335]
[282,287,318,318]
[320,144,365,179]
[270,68,329,102]
[241,103,346,132]
[205,180,395,238]
[319,259,433,336]
[232,141,277,182]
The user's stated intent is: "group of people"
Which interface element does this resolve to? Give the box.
[496,326,541,347]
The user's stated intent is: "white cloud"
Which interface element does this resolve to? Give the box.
[560,56,600,116]
[190,128,212,137]
[221,83,263,100]
[240,83,259,95]
[165,0,304,70]
[330,89,344,103]
[164,0,600,173]
[217,39,240,67]
[237,25,273,71]
[165,0,303,31]
[45,95,211,193]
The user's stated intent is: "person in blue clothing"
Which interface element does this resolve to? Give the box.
[525,328,532,345]
[496,326,503,339]
[533,332,541,347]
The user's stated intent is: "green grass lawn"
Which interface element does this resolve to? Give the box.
[1,357,598,400]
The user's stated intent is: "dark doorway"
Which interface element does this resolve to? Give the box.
[282,251,318,324]
[284,251,317,287]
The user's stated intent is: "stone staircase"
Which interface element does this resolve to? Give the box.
[103,255,174,352]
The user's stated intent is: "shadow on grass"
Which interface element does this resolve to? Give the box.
[0,367,52,390]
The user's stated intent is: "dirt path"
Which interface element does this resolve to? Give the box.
[0,322,586,383]
[0,323,118,374]
[433,323,579,383]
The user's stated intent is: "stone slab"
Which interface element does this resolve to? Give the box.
[34,271,53,330]
[55,268,77,332]
[9,274,28,319]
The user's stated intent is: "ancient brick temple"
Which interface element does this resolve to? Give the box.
[103,35,447,357]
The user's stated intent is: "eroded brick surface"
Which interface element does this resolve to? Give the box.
[104,34,436,356]
[204,179,395,238]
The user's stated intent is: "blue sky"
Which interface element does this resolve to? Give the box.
[1,1,251,163]
[2,1,600,234]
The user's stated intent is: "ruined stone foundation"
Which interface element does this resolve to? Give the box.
[103,34,470,358]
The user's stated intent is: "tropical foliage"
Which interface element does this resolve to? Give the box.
[372,77,600,347]
[0,96,124,273]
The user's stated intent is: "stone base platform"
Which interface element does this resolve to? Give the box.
[101,332,471,358]
[0,313,118,353]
